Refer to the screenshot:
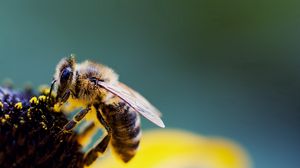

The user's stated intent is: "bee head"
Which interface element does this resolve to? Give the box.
[54,55,76,102]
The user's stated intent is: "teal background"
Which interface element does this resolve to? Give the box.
[0,1,299,167]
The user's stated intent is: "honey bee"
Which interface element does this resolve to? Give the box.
[50,56,165,165]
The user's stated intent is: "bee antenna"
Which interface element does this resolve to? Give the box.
[48,79,57,102]
[0,88,4,95]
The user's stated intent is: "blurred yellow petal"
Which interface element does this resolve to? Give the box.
[87,129,252,168]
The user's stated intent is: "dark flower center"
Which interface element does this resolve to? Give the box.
[0,86,85,168]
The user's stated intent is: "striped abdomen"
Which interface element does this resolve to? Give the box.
[102,102,141,162]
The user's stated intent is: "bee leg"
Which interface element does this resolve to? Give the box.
[60,90,71,104]
[63,106,91,132]
[96,106,111,134]
[84,135,111,165]
[84,109,111,166]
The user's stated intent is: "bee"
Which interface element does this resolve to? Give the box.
[50,56,165,165]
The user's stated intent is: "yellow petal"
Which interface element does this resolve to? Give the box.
[87,129,252,168]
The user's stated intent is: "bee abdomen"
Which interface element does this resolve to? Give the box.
[103,103,141,162]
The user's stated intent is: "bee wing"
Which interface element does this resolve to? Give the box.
[96,81,165,128]
[118,82,162,117]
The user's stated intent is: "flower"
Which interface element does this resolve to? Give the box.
[0,86,85,168]
[89,129,252,168]
[0,86,251,168]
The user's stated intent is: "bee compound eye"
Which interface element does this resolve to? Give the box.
[60,67,72,82]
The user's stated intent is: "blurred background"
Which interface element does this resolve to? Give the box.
[0,1,299,167]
